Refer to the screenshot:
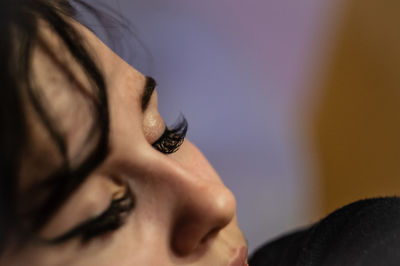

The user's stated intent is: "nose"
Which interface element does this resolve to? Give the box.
[171,176,236,255]
[149,141,236,256]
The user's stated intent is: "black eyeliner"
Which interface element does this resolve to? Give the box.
[141,76,157,111]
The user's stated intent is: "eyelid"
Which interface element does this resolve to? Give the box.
[152,115,188,154]
[44,186,134,244]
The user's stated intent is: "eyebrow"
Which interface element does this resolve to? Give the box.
[141,76,157,112]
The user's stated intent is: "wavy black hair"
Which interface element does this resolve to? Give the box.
[0,0,111,252]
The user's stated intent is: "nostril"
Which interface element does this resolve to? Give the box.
[171,215,224,256]
[200,227,219,244]
[172,222,203,256]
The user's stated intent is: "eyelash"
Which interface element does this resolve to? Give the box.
[48,187,134,244]
[152,116,188,154]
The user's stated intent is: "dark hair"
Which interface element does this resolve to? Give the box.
[0,0,111,251]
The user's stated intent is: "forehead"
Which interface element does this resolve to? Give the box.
[19,20,102,193]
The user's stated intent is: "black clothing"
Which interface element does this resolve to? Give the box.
[249,197,400,266]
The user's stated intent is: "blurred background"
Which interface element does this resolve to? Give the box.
[84,0,400,253]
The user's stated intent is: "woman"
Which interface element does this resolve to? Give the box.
[0,0,248,265]
[2,1,400,266]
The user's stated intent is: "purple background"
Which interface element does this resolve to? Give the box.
[85,0,344,252]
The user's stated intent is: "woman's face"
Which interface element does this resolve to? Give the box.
[2,19,247,266]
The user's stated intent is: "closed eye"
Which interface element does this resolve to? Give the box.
[45,186,134,244]
[152,116,188,154]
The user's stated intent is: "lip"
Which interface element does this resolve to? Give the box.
[229,246,248,266]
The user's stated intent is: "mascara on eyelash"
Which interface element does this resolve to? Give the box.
[43,186,134,244]
[152,115,188,154]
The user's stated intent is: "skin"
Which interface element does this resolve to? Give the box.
[1,18,247,266]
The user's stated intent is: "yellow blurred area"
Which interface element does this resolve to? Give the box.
[313,0,400,216]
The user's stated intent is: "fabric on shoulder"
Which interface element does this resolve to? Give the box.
[249,197,400,266]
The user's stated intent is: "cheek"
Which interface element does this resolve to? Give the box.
[70,220,168,266]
